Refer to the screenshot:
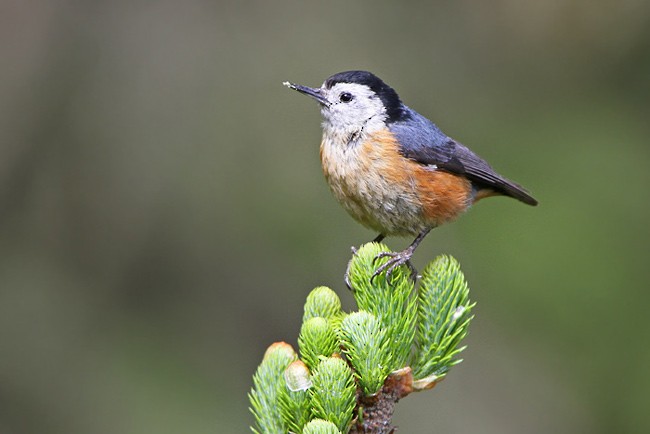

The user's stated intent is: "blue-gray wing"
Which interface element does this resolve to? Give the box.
[389,108,538,205]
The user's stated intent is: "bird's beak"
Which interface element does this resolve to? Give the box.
[283,81,330,107]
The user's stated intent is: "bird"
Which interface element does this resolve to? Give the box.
[283,70,537,283]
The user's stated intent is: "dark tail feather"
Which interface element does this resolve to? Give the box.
[499,180,538,206]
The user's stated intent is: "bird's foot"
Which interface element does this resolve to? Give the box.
[344,245,360,290]
[371,248,418,284]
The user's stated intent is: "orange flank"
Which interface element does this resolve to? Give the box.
[411,165,472,225]
[365,129,473,227]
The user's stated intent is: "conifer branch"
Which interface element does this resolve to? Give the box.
[310,357,357,432]
[249,343,298,434]
[248,243,476,433]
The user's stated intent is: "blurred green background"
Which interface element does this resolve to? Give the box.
[1,1,649,433]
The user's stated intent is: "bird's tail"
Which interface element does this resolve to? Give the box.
[498,179,538,206]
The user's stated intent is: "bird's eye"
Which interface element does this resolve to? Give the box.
[339,92,353,103]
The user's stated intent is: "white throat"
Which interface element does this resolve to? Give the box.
[318,82,388,146]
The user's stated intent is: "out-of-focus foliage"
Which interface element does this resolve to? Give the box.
[1,1,649,433]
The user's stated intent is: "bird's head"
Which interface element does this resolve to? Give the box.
[284,70,405,136]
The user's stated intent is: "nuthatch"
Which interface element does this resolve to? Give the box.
[284,71,537,282]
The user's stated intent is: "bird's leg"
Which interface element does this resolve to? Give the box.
[345,233,386,290]
[372,228,431,284]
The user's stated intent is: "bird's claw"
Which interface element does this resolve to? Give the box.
[371,250,418,284]
[344,261,353,290]
[344,245,360,290]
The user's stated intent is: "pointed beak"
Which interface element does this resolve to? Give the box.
[283,81,330,107]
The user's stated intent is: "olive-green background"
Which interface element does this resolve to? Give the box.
[2,1,649,433]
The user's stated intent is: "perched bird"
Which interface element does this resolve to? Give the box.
[284,71,537,282]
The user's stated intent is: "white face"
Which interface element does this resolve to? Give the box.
[318,82,387,135]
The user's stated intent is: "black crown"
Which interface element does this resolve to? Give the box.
[325,71,407,123]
